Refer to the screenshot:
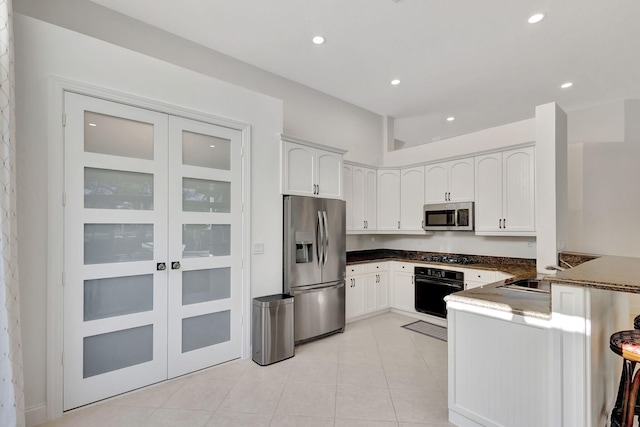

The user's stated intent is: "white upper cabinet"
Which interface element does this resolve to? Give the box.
[281,136,345,199]
[400,166,425,231]
[424,158,474,203]
[350,164,377,231]
[377,169,401,231]
[475,146,535,235]
[343,164,353,230]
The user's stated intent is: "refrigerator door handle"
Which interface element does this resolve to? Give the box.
[317,211,325,266]
[290,281,345,293]
[322,210,329,265]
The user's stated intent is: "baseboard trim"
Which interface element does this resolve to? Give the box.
[26,404,47,427]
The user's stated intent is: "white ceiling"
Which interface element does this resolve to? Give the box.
[90,0,640,141]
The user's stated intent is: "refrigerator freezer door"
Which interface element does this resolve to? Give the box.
[321,198,346,283]
[284,196,323,290]
[288,281,345,342]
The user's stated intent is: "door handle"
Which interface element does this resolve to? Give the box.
[171,261,181,270]
[157,262,166,271]
[322,211,329,265]
[503,218,506,229]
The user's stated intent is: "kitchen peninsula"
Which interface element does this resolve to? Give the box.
[447,255,639,427]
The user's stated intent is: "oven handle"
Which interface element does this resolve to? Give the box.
[415,277,463,290]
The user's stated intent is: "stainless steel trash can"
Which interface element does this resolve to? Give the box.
[252,294,294,366]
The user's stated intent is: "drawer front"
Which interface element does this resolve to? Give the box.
[393,262,414,272]
[366,262,389,273]
[465,269,496,283]
[346,264,366,276]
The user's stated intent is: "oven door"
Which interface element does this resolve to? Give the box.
[414,276,464,318]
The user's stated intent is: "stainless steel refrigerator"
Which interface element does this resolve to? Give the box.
[283,195,346,343]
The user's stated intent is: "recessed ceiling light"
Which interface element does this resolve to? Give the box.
[528,13,545,24]
[390,79,401,86]
[312,36,325,45]
[446,116,455,122]
[88,123,97,127]
[560,82,573,89]
[209,145,216,148]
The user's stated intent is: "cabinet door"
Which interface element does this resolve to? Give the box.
[343,164,353,231]
[377,169,401,230]
[400,166,425,230]
[351,167,366,231]
[364,168,377,230]
[282,141,315,196]
[346,276,365,320]
[448,158,474,202]
[393,270,415,313]
[502,147,535,232]
[364,273,377,313]
[376,271,389,310]
[316,149,343,199]
[424,163,448,203]
[474,153,503,233]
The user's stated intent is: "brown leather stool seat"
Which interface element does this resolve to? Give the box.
[610,330,640,427]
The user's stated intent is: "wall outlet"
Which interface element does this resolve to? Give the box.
[253,242,265,255]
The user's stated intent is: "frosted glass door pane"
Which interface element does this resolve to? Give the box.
[182,131,231,170]
[182,178,231,213]
[85,168,154,210]
[84,111,154,160]
[182,268,231,305]
[182,224,230,257]
[84,224,153,264]
[83,325,153,378]
[182,311,230,353]
[84,275,153,321]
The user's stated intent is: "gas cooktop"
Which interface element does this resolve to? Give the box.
[421,255,477,265]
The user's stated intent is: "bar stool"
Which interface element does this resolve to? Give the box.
[610,330,640,427]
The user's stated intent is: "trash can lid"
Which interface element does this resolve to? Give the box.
[253,293,294,307]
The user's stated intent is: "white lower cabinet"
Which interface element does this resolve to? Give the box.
[346,262,389,321]
[447,302,551,427]
[392,262,415,313]
[346,265,366,320]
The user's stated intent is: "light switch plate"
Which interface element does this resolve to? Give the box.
[253,242,265,255]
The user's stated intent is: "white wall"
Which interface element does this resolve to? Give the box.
[384,118,536,166]
[376,234,535,258]
[15,14,284,421]
[566,100,640,257]
[14,0,384,166]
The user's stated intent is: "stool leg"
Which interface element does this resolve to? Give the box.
[615,360,636,427]
[622,360,636,427]
[626,368,640,427]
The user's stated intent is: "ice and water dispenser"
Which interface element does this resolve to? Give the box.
[295,231,313,263]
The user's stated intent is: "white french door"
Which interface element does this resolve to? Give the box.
[63,92,242,410]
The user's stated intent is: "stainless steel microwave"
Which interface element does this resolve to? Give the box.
[422,202,474,231]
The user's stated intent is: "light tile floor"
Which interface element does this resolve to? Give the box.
[38,312,454,427]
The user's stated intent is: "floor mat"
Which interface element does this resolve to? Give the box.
[402,320,447,342]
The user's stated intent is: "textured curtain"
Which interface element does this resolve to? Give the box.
[0,0,24,426]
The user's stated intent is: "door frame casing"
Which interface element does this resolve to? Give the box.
[47,77,252,420]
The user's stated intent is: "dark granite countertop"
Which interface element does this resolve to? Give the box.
[347,249,537,278]
[445,280,552,320]
[549,256,640,293]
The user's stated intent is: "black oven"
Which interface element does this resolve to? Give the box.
[414,266,464,318]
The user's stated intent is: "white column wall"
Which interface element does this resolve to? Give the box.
[535,103,568,272]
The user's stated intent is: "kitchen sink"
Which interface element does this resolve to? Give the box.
[499,278,550,294]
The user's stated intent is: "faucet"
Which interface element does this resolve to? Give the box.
[545,265,565,272]
[559,259,574,269]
